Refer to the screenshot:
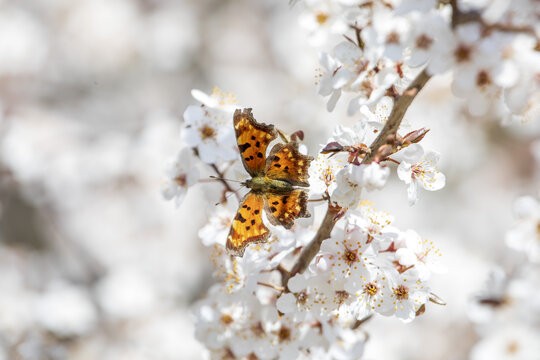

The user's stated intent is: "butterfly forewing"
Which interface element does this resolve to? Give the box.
[265,142,313,187]
[234,108,277,177]
[264,189,310,229]
[226,191,270,257]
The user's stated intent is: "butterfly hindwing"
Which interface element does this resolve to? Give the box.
[226,191,270,257]
[265,142,313,187]
[264,189,310,229]
[234,108,277,177]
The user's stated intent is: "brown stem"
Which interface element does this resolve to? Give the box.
[210,163,240,201]
[282,203,341,286]
[450,0,537,38]
[361,69,431,164]
[257,282,285,292]
[282,70,431,287]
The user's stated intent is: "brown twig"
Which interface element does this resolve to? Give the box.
[450,0,537,38]
[282,69,432,287]
[257,282,285,292]
[210,163,241,201]
[282,203,341,286]
[361,69,431,164]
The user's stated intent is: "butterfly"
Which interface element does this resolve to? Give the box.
[226,108,313,257]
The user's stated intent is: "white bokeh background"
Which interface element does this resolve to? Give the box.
[0,0,538,359]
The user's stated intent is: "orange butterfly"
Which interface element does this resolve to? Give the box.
[226,108,313,256]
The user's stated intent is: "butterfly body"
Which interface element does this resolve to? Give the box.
[245,177,294,194]
[226,108,313,257]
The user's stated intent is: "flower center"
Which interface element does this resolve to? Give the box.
[322,167,335,187]
[174,174,187,187]
[454,44,471,63]
[220,314,234,326]
[247,354,260,360]
[506,340,519,354]
[200,124,216,140]
[277,326,291,343]
[315,12,329,25]
[476,70,491,87]
[415,34,433,49]
[386,31,400,44]
[394,285,409,300]
[296,291,308,306]
[342,248,358,265]
[251,322,265,338]
[363,282,379,296]
[411,164,426,179]
[335,290,350,304]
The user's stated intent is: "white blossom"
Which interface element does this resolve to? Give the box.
[505,196,540,263]
[161,147,199,206]
[181,88,238,164]
[397,144,445,206]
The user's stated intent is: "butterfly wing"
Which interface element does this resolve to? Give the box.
[234,108,277,177]
[226,191,270,256]
[264,189,310,229]
[265,142,313,187]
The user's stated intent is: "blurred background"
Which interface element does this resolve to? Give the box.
[0,0,538,359]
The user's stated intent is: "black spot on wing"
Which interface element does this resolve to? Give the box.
[270,206,277,213]
[272,201,279,205]
[256,141,260,147]
[257,152,263,158]
[238,143,251,152]
[251,219,255,225]
[254,210,260,214]
[236,213,247,223]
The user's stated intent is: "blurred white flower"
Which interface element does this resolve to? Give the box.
[361,8,411,61]
[406,11,452,69]
[470,325,540,360]
[0,7,48,75]
[161,147,199,207]
[198,197,238,247]
[298,0,348,46]
[505,196,540,262]
[34,282,96,337]
[96,267,157,320]
[182,88,238,164]
[397,144,445,206]
[61,0,140,72]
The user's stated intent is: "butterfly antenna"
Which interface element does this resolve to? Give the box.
[214,186,243,206]
[209,175,244,184]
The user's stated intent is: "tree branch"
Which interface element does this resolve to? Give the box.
[362,69,431,164]
[282,203,341,286]
[282,69,432,287]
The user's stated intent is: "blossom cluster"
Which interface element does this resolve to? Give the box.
[162,88,446,359]
[193,205,444,359]
[304,0,540,122]
[468,195,540,359]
